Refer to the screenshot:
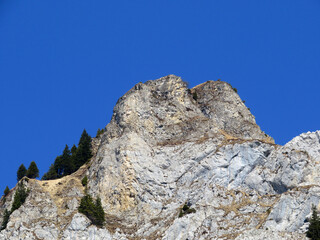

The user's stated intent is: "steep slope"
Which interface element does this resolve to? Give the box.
[0,75,318,240]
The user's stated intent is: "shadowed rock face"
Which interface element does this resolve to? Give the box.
[0,75,318,240]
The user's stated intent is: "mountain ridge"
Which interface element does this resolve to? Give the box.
[0,75,318,240]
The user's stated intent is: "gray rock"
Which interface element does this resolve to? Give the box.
[0,75,318,240]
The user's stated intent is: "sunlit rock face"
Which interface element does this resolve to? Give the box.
[0,75,318,240]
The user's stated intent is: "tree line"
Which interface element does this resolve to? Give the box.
[17,161,39,181]
[42,129,92,180]
[1,128,102,231]
[14,129,92,182]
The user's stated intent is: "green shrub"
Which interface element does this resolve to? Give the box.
[78,194,105,227]
[178,202,196,218]
[182,204,189,211]
[82,176,88,187]
[192,92,198,101]
[96,128,105,138]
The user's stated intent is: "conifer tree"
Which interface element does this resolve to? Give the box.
[42,144,76,180]
[26,161,39,179]
[71,144,77,156]
[78,194,96,221]
[3,186,9,196]
[41,130,91,180]
[1,209,10,230]
[11,183,28,213]
[17,164,27,182]
[52,145,74,177]
[95,196,105,226]
[41,164,58,180]
[61,145,74,175]
[74,129,92,169]
[54,155,63,177]
[78,194,105,227]
[306,205,320,240]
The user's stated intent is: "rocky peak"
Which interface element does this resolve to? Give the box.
[1,76,317,240]
[105,75,273,147]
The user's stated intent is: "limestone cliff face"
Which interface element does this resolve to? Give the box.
[0,75,318,240]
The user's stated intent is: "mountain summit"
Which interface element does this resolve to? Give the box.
[0,75,318,240]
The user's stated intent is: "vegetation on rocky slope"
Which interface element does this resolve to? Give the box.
[26,161,39,179]
[3,187,9,197]
[1,183,29,230]
[78,195,105,227]
[306,205,320,240]
[81,176,88,187]
[16,164,27,182]
[96,128,105,138]
[42,129,93,180]
[17,162,39,182]
[178,202,196,218]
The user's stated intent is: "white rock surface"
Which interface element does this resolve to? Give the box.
[0,75,319,239]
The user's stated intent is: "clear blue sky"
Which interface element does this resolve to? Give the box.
[1,0,319,192]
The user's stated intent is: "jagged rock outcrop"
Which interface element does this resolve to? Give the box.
[0,75,319,240]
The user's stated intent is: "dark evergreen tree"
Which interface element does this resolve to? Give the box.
[3,186,9,196]
[78,194,96,223]
[70,144,77,170]
[61,145,74,175]
[42,144,76,180]
[95,197,105,226]
[74,129,92,169]
[82,176,88,187]
[306,205,320,240]
[79,129,91,145]
[78,194,105,227]
[42,130,91,180]
[26,161,39,179]
[41,164,58,180]
[71,144,77,156]
[1,209,10,230]
[11,183,28,213]
[50,145,74,178]
[54,155,63,177]
[17,164,27,182]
